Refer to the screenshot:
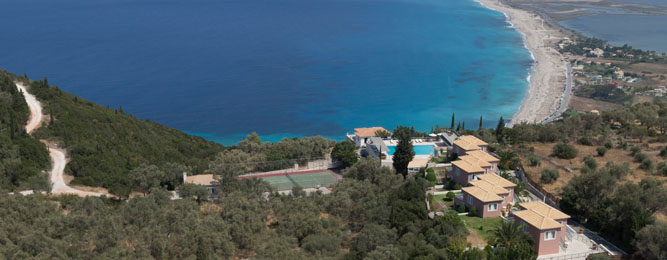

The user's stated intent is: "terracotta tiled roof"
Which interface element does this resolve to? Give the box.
[453,140,480,151]
[354,127,390,138]
[462,186,504,202]
[466,150,499,162]
[185,174,218,186]
[513,201,570,230]
[452,159,484,173]
[477,173,516,188]
[469,179,510,195]
[459,155,492,168]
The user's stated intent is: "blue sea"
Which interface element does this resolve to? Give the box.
[0,0,532,145]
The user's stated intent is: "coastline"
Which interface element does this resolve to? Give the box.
[473,0,569,126]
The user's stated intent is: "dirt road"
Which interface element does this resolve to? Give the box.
[16,82,105,197]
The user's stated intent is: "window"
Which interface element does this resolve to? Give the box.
[545,231,556,240]
[488,203,498,211]
[470,174,476,181]
[467,195,473,205]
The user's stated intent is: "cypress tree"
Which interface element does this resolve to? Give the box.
[496,116,505,137]
[462,121,465,130]
[479,116,483,129]
[456,122,461,131]
[451,113,455,129]
[392,126,415,179]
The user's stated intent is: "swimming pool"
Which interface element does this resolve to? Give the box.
[386,145,434,156]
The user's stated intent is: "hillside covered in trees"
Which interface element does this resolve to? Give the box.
[0,71,50,192]
[0,159,540,259]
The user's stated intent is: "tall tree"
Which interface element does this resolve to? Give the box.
[462,121,465,130]
[392,126,414,178]
[456,122,461,131]
[451,113,455,129]
[479,116,483,130]
[331,141,358,168]
[496,116,505,137]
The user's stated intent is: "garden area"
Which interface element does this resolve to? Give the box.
[460,215,503,248]
[430,193,455,212]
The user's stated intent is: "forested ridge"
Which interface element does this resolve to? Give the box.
[13,72,226,195]
[0,71,50,191]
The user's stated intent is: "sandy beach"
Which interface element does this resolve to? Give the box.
[473,0,569,126]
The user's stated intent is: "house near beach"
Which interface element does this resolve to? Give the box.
[347,127,391,148]
[511,201,570,256]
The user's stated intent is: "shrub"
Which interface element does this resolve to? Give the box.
[604,141,613,149]
[656,162,667,176]
[578,136,593,146]
[660,146,667,157]
[639,159,654,172]
[583,156,598,170]
[469,206,478,216]
[540,169,559,184]
[426,170,437,183]
[597,146,607,157]
[446,192,455,201]
[453,184,462,190]
[630,146,641,156]
[527,156,541,167]
[552,143,578,159]
[457,205,467,213]
[634,152,648,163]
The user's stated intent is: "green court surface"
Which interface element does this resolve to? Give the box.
[260,171,338,191]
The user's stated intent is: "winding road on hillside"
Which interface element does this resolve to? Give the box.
[16,83,104,197]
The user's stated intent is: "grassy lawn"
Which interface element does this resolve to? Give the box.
[431,193,455,211]
[459,215,502,242]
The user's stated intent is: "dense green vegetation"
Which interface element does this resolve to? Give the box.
[9,75,223,195]
[560,163,666,253]
[0,158,534,259]
[0,71,50,192]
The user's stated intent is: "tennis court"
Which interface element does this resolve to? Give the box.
[242,170,339,191]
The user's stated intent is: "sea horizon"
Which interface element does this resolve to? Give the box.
[0,0,533,145]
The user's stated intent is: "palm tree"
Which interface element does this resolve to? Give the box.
[491,221,532,249]
[497,149,518,171]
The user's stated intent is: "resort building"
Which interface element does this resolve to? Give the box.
[455,173,515,218]
[511,201,570,256]
[450,158,485,185]
[347,127,391,148]
[464,150,499,173]
[452,135,488,156]
[447,135,499,185]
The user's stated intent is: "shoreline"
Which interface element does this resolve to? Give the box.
[473,0,569,126]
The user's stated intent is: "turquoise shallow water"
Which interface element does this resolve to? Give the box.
[0,0,532,145]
